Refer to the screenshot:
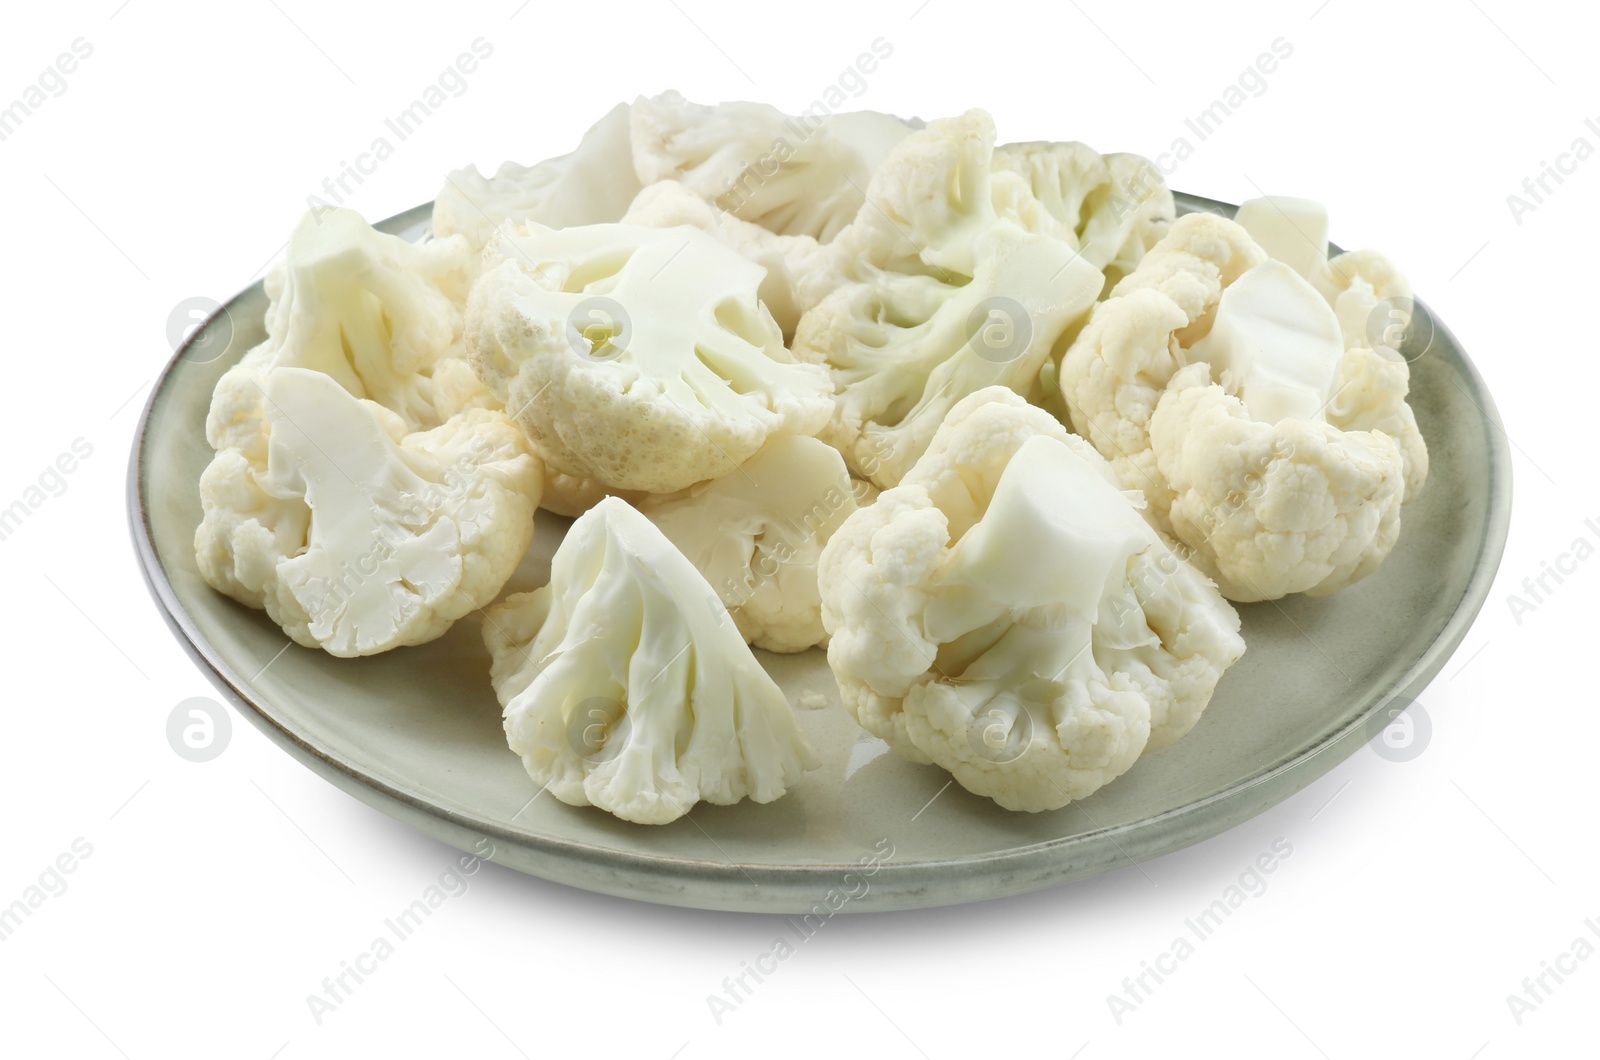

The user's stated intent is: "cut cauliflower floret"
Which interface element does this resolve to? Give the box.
[465,220,833,495]
[640,435,860,653]
[630,90,916,242]
[207,207,476,461]
[432,102,641,253]
[621,180,844,338]
[484,497,819,825]
[795,223,1103,488]
[992,140,1174,289]
[196,368,542,656]
[818,387,1244,812]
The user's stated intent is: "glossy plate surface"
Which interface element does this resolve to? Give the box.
[130,195,1511,912]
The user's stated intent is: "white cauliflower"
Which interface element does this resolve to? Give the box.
[196,368,541,656]
[465,220,833,495]
[792,111,1104,488]
[992,139,1174,289]
[432,102,641,253]
[640,435,861,653]
[484,497,819,825]
[207,207,477,463]
[1232,195,1330,279]
[630,90,916,242]
[818,387,1244,812]
[621,179,843,338]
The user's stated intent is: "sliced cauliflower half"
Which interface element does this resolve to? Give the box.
[196,368,542,656]
[795,223,1103,488]
[1147,260,1407,600]
[465,220,833,495]
[485,497,819,825]
[630,90,916,242]
[207,207,475,462]
[433,102,641,253]
[818,387,1244,812]
[640,434,859,653]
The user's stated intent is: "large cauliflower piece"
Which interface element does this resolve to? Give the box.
[196,368,542,656]
[630,90,916,242]
[484,497,819,825]
[207,207,476,462]
[465,221,833,495]
[640,435,861,653]
[432,102,641,253]
[792,111,1105,488]
[1059,213,1426,600]
[818,388,1245,812]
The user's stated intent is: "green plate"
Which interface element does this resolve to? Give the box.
[129,195,1511,912]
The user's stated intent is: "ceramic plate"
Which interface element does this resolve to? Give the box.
[129,195,1511,912]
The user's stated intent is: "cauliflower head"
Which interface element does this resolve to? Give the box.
[432,102,641,253]
[196,368,542,656]
[465,220,834,495]
[484,497,819,825]
[818,387,1244,812]
[640,434,860,653]
[630,90,916,242]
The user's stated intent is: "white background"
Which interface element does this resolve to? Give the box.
[0,1,1592,1056]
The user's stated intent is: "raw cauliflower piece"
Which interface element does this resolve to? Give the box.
[196,368,541,656]
[630,90,916,242]
[818,387,1244,812]
[432,102,641,253]
[1144,260,1406,600]
[465,220,833,495]
[1233,195,1330,279]
[992,140,1174,289]
[621,180,843,338]
[484,497,819,825]
[207,207,476,462]
[795,223,1103,488]
[640,435,860,653]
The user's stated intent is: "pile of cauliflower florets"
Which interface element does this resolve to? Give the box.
[195,93,1428,823]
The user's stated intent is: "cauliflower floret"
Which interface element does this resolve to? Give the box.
[795,223,1103,487]
[196,368,542,656]
[640,435,860,653]
[207,207,476,461]
[621,180,844,338]
[818,387,1244,812]
[630,90,916,242]
[432,102,641,253]
[1058,212,1270,524]
[993,140,1174,289]
[465,221,833,495]
[1233,195,1330,279]
[484,497,819,825]
[1314,248,1429,501]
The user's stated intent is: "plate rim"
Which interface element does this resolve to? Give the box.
[128,195,1514,910]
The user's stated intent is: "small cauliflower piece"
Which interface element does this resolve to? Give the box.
[621,180,842,338]
[1233,195,1329,279]
[466,220,833,495]
[630,90,916,242]
[485,497,819,825]
[197,368,542,656]
[818,388,1244,812]
[208,207,475,461]
[432,102,641,253]
[640,435,859,653]
[993,140,1175,288]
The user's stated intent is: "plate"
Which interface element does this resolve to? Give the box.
[129,194,1511,912]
